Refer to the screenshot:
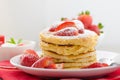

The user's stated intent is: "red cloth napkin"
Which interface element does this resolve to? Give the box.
[0,60,120,80]
[0,60,41,80]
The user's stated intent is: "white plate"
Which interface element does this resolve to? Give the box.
[10,50,120,78]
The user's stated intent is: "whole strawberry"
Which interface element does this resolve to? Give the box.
[88,25,100,35]
[20,49,39,67]
[88,23,104,35]
[77,10,92,29]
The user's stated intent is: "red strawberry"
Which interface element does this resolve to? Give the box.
[55,21,76,31]
[49,26,56,32]
[24,49,39,57]
[54,28,79,36]
[47,63,57,69]
[31,57,54,68]
[20,49,39,67]
[88,24,100,35]
[87,62,109,68]
[47,63,64,69]
[78,29,84,34]
[77,11,92,29]
[0,35,5,45]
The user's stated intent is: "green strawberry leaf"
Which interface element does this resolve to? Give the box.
[98,23,104,29]
[61,17,66,21]
[85,10,90,15]
[79,10,90,16]
[80,11,84,15]
[8,37,16,44]
[7,38,22,44]
[17,39,22,44]
[100,31,104,33]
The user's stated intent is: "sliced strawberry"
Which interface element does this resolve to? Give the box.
[47,63,57,69]
[47,63,64,69]
[87,62,109,68]
[31,57,54,68]
[78,29,84,34]
[88,25,100,35]
[20,49,39,67]
[0,35,5,45]
[46,63,64,69]
[54,27,79,36]
[55,21,76,31]
[77,11,92,29]
[49,26,56,32]
[24,49,39,57]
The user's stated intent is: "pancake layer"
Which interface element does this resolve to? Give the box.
[40,41,95,55]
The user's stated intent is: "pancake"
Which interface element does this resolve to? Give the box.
[41,50,97,69]
[53,55,96,63]
[40,30,98,47]
[62,60,96,69]
[40,41,95,55]
[42,50,96,60]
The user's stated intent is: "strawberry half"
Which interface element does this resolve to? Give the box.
[20,49,39,67]
[49,26,56,32]
[47,63,57,69]
[47,63,64,69]
[24,49,39,57]
[31,57,54,68]
[54,27,79,36]
[87,62,109,68]
[54,21,76,31]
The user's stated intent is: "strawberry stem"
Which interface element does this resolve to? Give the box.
[7,37,16,44]
[85,10,90,15]
[61,17,66,21]
[100,31,104,33]
[79,10,90,16]
[98,23,104,29]
[80,11,84,15]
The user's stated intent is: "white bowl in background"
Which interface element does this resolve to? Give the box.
[0,40,36,61]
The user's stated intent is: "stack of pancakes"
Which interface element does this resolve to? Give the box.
[40,30,98,69]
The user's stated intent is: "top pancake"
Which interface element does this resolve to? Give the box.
[40,30,98,47]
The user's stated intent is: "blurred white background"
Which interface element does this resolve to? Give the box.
[0,0,120,52]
